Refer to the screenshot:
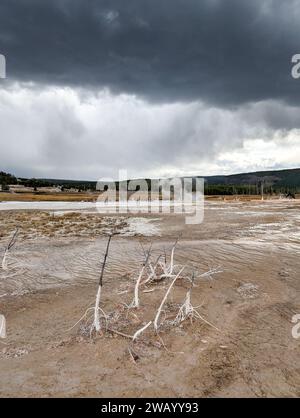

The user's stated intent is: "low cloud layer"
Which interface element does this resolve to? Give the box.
[0,85,299,179]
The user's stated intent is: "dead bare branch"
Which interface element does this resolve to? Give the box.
[0,315,6,339]
[132,321,152,341]
[2,229,19,270]
[91,234,113,333]
[154,266,185,331]
[129,245,152,308]
[173,272,220,330]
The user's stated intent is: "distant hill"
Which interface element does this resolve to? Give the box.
[203,168,300,188]
[41,168,300,190]
[199,168,300,194]
[1,168,300,195]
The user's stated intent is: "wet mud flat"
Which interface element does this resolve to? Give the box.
[0,200,300,397]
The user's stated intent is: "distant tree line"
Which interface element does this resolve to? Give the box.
[0,171,17,191]
[1,171,299,195]
[204,183,300,195]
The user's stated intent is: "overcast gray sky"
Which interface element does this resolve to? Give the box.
[0,0,300,180]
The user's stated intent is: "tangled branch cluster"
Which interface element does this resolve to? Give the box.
[72,235,222,351]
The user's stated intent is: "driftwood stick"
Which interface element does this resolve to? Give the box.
[108,321,152,341]
[99,234,113,287]
[92,234,113,332]
[130,245,152,308]
[132,321,152,341]
[158,237,180,278]
[143,254,163,284]
[173,271,219,330]
[154,266,185,331]
[107,327,133,339]
[0,315,6,339]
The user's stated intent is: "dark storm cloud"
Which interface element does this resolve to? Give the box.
[1,0,300,106]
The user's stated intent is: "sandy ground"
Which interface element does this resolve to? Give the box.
[0,199,300,397]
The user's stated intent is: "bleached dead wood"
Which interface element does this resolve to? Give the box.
[91,234,113,333]
[158,238,179,280]
[139,238,180,285]
[0,315,6,339]
[107,321,152,341]
[107,327,133,339]
[154,266,185,331]
[132,321,152,341]
[168,237,178,275]
[197,266,223,280]
[142,254,162,284]
[173,271,220,330]
[69,235,222,351]
[129,246,151,308]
